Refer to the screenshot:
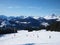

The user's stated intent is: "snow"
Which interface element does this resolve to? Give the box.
[15,21,30,24]
[33,16,40,19]
[0,21,6,27]
[0,30,60,45]
[56,17,60,21]
[15,21,20,23]
[0,25,4,27]
[44,15,59,20]
[20,22,30,24]
[41,22,49,27]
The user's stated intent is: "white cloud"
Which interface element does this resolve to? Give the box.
[27,6,42,9]
[8,6,22,9]
[8,6,13,8]
[8,6,42,9]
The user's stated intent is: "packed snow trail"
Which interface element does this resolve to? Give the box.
[0,30,60,45]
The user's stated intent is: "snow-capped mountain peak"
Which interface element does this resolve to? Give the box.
[43,14,60,20]
[33,16,40,19]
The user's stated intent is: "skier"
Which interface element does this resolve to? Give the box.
[49,35,51,39]
[37,35,39,38]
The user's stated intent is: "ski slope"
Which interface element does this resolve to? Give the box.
[0,30,60,45]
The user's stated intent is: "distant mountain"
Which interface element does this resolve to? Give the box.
[0,15,60,33]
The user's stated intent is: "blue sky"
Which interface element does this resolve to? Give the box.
[0,0,60,16]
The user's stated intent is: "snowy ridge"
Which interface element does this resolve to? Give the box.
[33,16,40,19]
[44,15,59,20]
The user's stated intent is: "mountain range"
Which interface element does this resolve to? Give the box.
[0,14,60,34]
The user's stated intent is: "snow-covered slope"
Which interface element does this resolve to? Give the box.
[44,15,60,20]
[0,30,60,45]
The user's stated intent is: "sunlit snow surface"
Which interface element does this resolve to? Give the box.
[0,30,60,45]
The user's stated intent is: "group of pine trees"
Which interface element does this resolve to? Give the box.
[46,21,60,32]
[0,26,17,34]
